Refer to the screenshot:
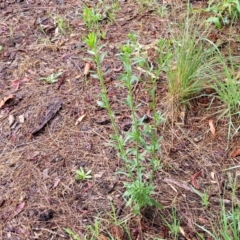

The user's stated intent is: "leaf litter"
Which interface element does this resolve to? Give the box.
[0,0,239,239]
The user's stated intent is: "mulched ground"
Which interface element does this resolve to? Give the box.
[0,0,240,239]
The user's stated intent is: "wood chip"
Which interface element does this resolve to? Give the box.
[83,62,91,75]
[209,119,216,136]
[31,99,62,134]
[0,94,14,109]
[230,148,240,157]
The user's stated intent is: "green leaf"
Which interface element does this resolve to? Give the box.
[63,228,75,235]
[150,198,163,209]
[87,50,96,55]
[63,228,81,240]
[86,170,92,175]
[100,52,107,63]
[207,16,222,29]
[130,75,139,84]
[91,74,99,79]
[97,100,106,108]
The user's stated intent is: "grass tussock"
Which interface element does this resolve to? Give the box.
[166,19,216,117]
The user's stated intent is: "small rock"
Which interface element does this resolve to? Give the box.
[18,114,24,123]
[193,135,203,142]
[56,0,65,5]
[54,156,63,162]
[27,151,40,161]
[0,110,5,119]
[8,114,15,127]
[42,168,49,179]
[81,125,88,131]
[77,161,85,167]
[94,171,104,178]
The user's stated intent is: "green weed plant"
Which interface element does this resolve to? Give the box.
[84,32,168,215]
[39,72,62,83]
[197,175,240,239]
[206,0,240,28]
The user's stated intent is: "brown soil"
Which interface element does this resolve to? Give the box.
[0,0,240,239]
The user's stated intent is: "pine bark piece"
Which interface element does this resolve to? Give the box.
[31,99,62,134]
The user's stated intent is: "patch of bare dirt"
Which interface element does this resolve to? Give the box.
[0,0,240,239]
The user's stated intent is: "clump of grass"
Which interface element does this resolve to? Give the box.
[162,207,180,239]
[214,63,240,139]
[197,175,240,239]
[204,38,240,143]
[81,3,118,34]
[82,6,103,30]
[166,19,215,115]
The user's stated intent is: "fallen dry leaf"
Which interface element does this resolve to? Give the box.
[84,62,91,75]
[53,178,61,188]
[10,78,30,91]
[163,178,193,192]
[83,182,93,192]
[94,171,104,178]
[179,226,191,240]
[0,94,14,109]
[162,226,169,239]
[230,148,240,157]
[111,225,124,239]
[100,234,108,240]
[140,221,148,231]
[13,202,25,218]
[210,171,215,180]
[209,119,216,136]
[236,71,240,80]
[198,217,209,224]
[75,114,86,125]
[191,170,202,189]
[27,151,40,160]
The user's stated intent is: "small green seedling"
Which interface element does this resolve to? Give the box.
[76,167,92,181]
[39,72,62,83]
[82,6,103,29]
[55,16,70,35]
[162,208,180,239]
[192,187,210,207]
[63,228,82,240]
[0,45,3,51]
